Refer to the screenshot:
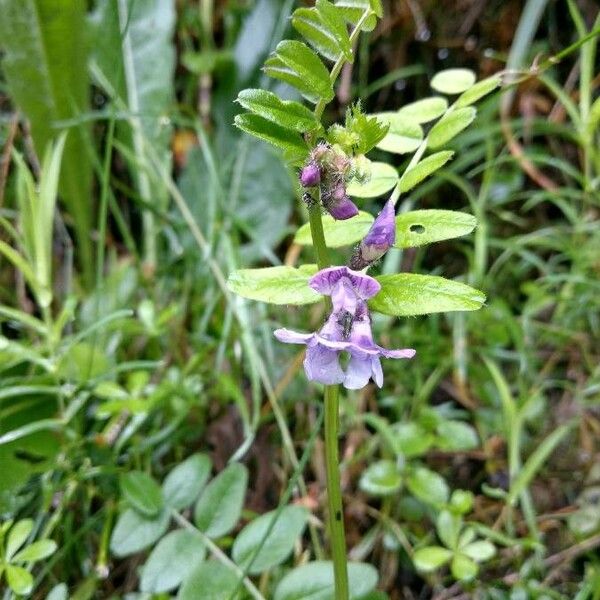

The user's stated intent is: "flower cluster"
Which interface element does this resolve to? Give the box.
[275,267,415,389]
[299,143,359,220]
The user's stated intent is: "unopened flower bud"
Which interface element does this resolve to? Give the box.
[350,200,396,269]
[329,196,359,220]
[299,162,320,187]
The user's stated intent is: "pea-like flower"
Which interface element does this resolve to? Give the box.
[274,266,415,389]
[299,162,321,187]
[350,199,396,270]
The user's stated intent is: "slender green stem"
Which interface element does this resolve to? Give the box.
[308,203,330,271]
[324,385,349,600]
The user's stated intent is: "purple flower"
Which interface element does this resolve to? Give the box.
[274,267,415,389]
[350,199,396,270]
[324,181,359,221]
[299,162,321,187]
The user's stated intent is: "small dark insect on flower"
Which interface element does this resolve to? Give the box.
[336,310,354,339]
[302,191,317,208]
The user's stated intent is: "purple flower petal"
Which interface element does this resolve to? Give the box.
[378,347,416,359]
[304,345,345,385]
[350,199,396,269]
[274,328,315,345]
[299,163,321,187]
[309,267,380,300]
[344,353,376,389]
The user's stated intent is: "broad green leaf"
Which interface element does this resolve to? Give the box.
[359,460,402,496]
[265,40,334,104]
[370,274,486,317]
[398,97,448,123]
[294,211,374,247]
[431,68,476,95]
[274,561,379,600]
[347,162,398,198]
[391,422,434,458]
[406,467,449,506]
[11,539,57,563]
[194,463,248,538]
[236,89,320,133]
[6,519,33,560]
[373,113,423,154]
[140,530,206,593]
[120,471,164,517]
[451,553,478,580]
[177,560,241,600]
[293,8,343,62]
[232,506,308,574]
[397,151,454,193]
[234,114,308,160]
[455,76,501,107]
[162,453,212,510]
[6,565,33,596]
[317,0,352,57]
[428,107,476,149]
[109,508,170,557]
[450,490,474,515]
[413,546,453,572]
[436,421,479,451]
[436,510,461,550]
[227,266,321,305]
[334,0,378,31]
[0,0,93,279]
[462,540,496,562]
[46,583,68,600]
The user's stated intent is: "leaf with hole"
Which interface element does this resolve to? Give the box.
[398,97,448,123]
[359,460,402,496]
[347,162,398,198]
[370,273,485,316]
[394,210,476,248]
[120,471,164,517]
[234,114,308,161]
[237,89,321,134]
[274,561,379,600]
[232,506,308,574]
[373,113,423,154]
[227,266,320,305]
[162,453,212,510]
[140,530,206,593]
[294,212,374,247]
[397,151,454,193]
[427,107,476,149]
[431,68,476,95]
[194,463,248,538]
[264,40,334,104]
[110,508,170,557]
[455,76,501,107]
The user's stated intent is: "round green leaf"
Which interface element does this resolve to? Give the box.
[109,508,170,557]
[451,553,478,580]
[412,546,453,572]
[461,540,496,563]
[194,463,248,538]
[346,162,398,198]
[359,460,402,496]
[120,471,164,517]
[398,97,448,123]
[370,274,486,317]
[406,467,449,507]
[436,510,460,550]
[274,561,378,600]
[6,565,33,596]
[394,210,476,249]
[177,560,241,600]
[141,530,206,593]
[6,519,33,560]
[162,453,212,510]
[373,112,423,154]
[450,490,474,515]
[431,68,476,95]
[11,539,57,563]
[436,421,479,451]
[227,266,321,306]
[391,422,434,458]
[232,506,308,574]
[427,107,476,149]
[294,212,374,247]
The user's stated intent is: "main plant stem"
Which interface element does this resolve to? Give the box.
[308,202,349,599]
